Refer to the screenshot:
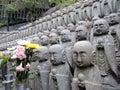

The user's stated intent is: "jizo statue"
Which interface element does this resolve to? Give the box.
[82,0,92,21]
[67,6,76,25]
[49,32,59,45]
[62,8,69,26]
[67,23,76,44]
[55,10,63,27]
[72,41,102,90]
[40,35,49,46]
[49,44,72,90]
[36,46,51,90]
[60,29,72,47]
[107,13,120,82]
[101,0,112,16]
[74,2,83,22]
[60,29,73,73]
[92,0,102,18]
[51,13,57,29]
[75,26,88,42]
[92,19,119,89]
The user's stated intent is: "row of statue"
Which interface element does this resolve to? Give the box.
[0,0,120,48]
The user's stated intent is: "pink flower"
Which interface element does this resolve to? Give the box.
[16,45,25,53]
[16,65,25,72]
[16,51,26,60]
[26,63,31,69]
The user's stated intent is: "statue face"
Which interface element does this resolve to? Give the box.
[49,33,58,44]
[108,13,119,25]
[60,29,71,42]
[49,44,65,65]
[40,35,49,45]
[93,19,109,35]
[73,41,94,67]
[37,46,49,62]
[75,26,87,41]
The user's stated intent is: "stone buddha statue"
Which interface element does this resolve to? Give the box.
[82,0,92,20]
[101,0,112,16]
[46,15,52,31]
[92,0,102,18]
[62,8,69,26]
[74,2,83,22]
[67,6,76,25]
[49,32,59,45]
[67,23,76,44]
[55,10,63,27]
[92,19,119,89]
[60,29,72,48]
[75,26,88,42]
[49,44,72,90]
[40,35,49,46]
[72,41,102,90]
[36,46,51,90]
[51,13,57,29]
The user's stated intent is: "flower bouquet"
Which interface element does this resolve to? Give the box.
[8,40,40,84]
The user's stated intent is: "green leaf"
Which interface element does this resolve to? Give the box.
[0,55,10,69]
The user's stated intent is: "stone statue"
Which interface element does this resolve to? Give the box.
[67,23,76,44]
[67,6,76,25]
[46,15,52,31]
[49,32,59,45]
[92,19,119,89]
[38,19,43,32]
[51,13,57,29]
[75,25,88,42]
[43,31,50,37]
[60,29,73,72]
[76,21,86,27]
[62,8,69,26]
[113,0,120,12]
[36,46,51,90]
[72,41,102,90]
[74,2,83,22]
[57,26,65,36]
[107,13,120,82]
[55,10,63,27]
[40,35,49,46]
[92,0,102,18]
[60,29,72,48]
[107,13,120,51]
[101,0,112,16]
[49,44,72,90]
[42,17,48,31]
[82,0,92,20]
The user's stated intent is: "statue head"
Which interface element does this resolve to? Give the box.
[76,21,86,27]
[49,32,59,45]
[37,46,49,62]
[43,31,50,36]
[49,44,66,65]
[32,36,40,44]
[51,28,57,33]
[57,26,65,35]
[60,29,71,42]
[67,23,75,32]
[93,19,109,36]
[40,35,49,46]
[73,41,95,67]
[108,13,120,25]
[75,26,87,41]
